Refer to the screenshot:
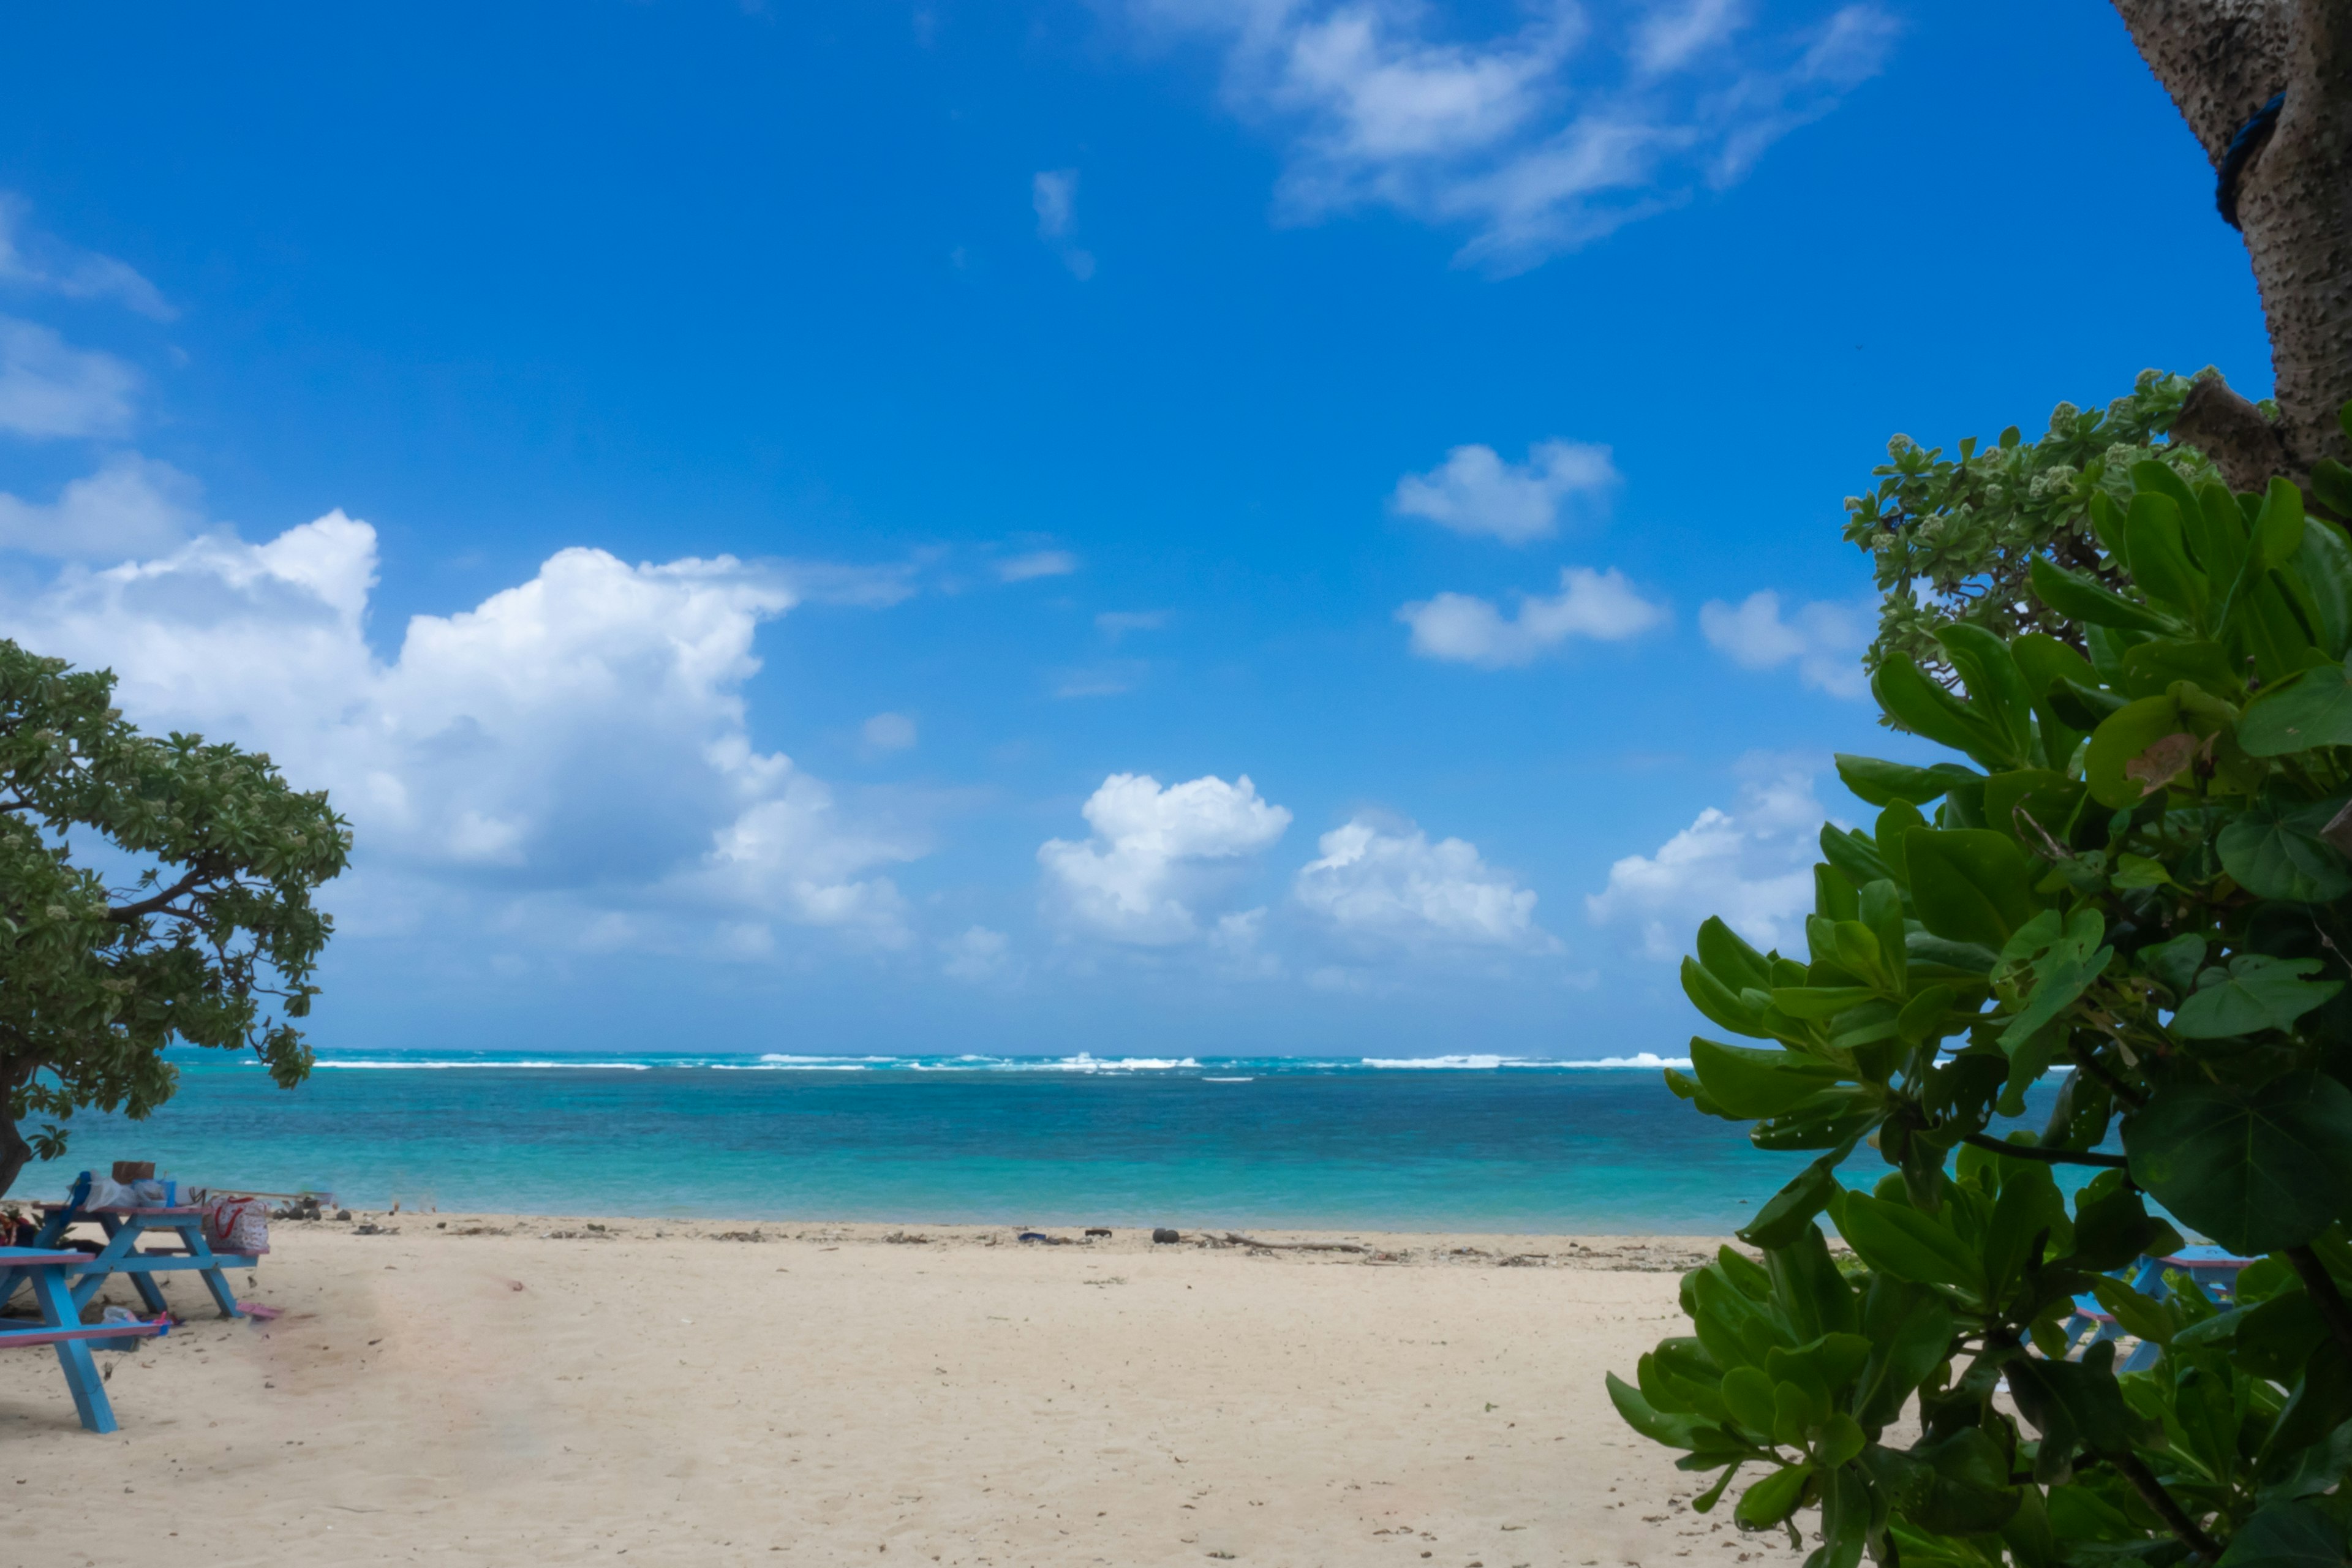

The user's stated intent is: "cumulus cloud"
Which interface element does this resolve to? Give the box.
[1390,439,1616,543]
[0,453,201,559]
[1585,760,1826,959]
[1038,772,1291,943]
[1120,0,1896,271]
[1398,565,1664,666]
[0,195,175,320]
[0,316,139,439]
[998,549,1079,582]
[1294,818,1548,950]
[1699,589,1872,698]
[1,513,920,951]
[1032,170,1097,280]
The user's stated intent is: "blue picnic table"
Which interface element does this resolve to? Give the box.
[1,1201,258,1323]
[0,1246,168,1432]
[2059,1245,2254,1371]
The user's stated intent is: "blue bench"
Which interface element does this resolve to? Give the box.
[0,1246,168,1432]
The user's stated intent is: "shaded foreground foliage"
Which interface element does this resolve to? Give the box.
[1610,402,2352,1567]
[0,640,348,1196]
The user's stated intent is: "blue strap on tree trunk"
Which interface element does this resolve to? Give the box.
[2217,91,2286,229]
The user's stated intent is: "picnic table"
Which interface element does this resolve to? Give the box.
[0,1246,167,1432]
[2059,1245,2255,1371]
[1,1203,258,1323]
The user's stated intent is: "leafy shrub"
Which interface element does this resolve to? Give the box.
[1610,405,2352,1566]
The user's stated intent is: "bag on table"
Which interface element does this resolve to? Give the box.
[202,1196,271,1256]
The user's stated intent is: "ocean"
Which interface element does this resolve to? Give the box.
[17,1049,2070,1234]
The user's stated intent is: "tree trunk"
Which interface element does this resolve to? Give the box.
[2111,0,2352,471]
[0,1054,37,1199]
[0,1114,31,1200]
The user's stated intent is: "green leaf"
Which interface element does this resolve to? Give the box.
[1834,1191,1980,1292]
[2251,478,2310,573]
[1997,908,2111,1054]
[1608,1372,1712,1450]
[2171,954,2342,1038]
[1739,1158,1847,1251]
[1683,958,1770,1039]
[1689,1038,1847,1120]
[1936,623,2036,763]
[1852,1278,1954,1430]
[2214,1499,2348,1568]
[1733,1464,1810,1531]
[1874,654,2022,769]
[2122,492,2211,624]
[2239,660,2352,755]
[2124,1072,2352,1254]
[2218,796,2352,902]
[2027,555,2179,636]
[2007,1344,2160,1480]
[1833,755,1972,809]
[1721,1365,1780,1436]
[1902,829,2039,949]
[2083,693,2192,809]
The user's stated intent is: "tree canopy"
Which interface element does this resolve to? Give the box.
[0,639,348,1196]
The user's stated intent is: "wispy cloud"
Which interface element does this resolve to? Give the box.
[1033,170,1098,280]
[1096,609,1170,639]
[0,194,176,320]
[0,315,140,439]
[1119,0,1897,271]
[1398,565,1665,667]
[998,548,1080,582]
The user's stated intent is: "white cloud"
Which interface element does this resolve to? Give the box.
[1699,589,1871,698]
[0,453,201,559]
[0,316,139,439]
[1096,609,1169,639]
[1032,170,1097,280]
[1294,818,1548,950]
[1390,439,1616,543]
[1038,772,1292,943]
[1632,0,1747,75]
[1033,170,1079,238]
[1398,565,1665,666]
[0,195,175,320]
[1,514,920,950]
[998,549,1079,582]
[1120,1,1896,271]
[861,711,918,752]
[942,925,1014,982]
[1585,760,1827,960]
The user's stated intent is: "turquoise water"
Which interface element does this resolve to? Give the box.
[18,1049,2065,1234]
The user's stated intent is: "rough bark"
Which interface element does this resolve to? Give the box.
[2171,376,2295,491]
[2111,0,2352,471]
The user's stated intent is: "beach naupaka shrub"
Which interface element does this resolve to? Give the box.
[1608,405,2352,1566]
[0,639,349,1197]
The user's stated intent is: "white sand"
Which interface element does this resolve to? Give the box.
[3,1217,1812,1568]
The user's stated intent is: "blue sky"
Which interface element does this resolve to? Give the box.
[0,1,2270,1058]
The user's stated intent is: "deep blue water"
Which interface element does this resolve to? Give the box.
[17,1049,2064,1234]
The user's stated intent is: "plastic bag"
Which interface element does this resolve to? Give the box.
[78,1175,137,1209]
[202,1196,271,1256]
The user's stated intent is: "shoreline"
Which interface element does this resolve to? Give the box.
[274,1212,1743,1272]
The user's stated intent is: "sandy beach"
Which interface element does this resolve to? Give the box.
[4,1216,1812,1568]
